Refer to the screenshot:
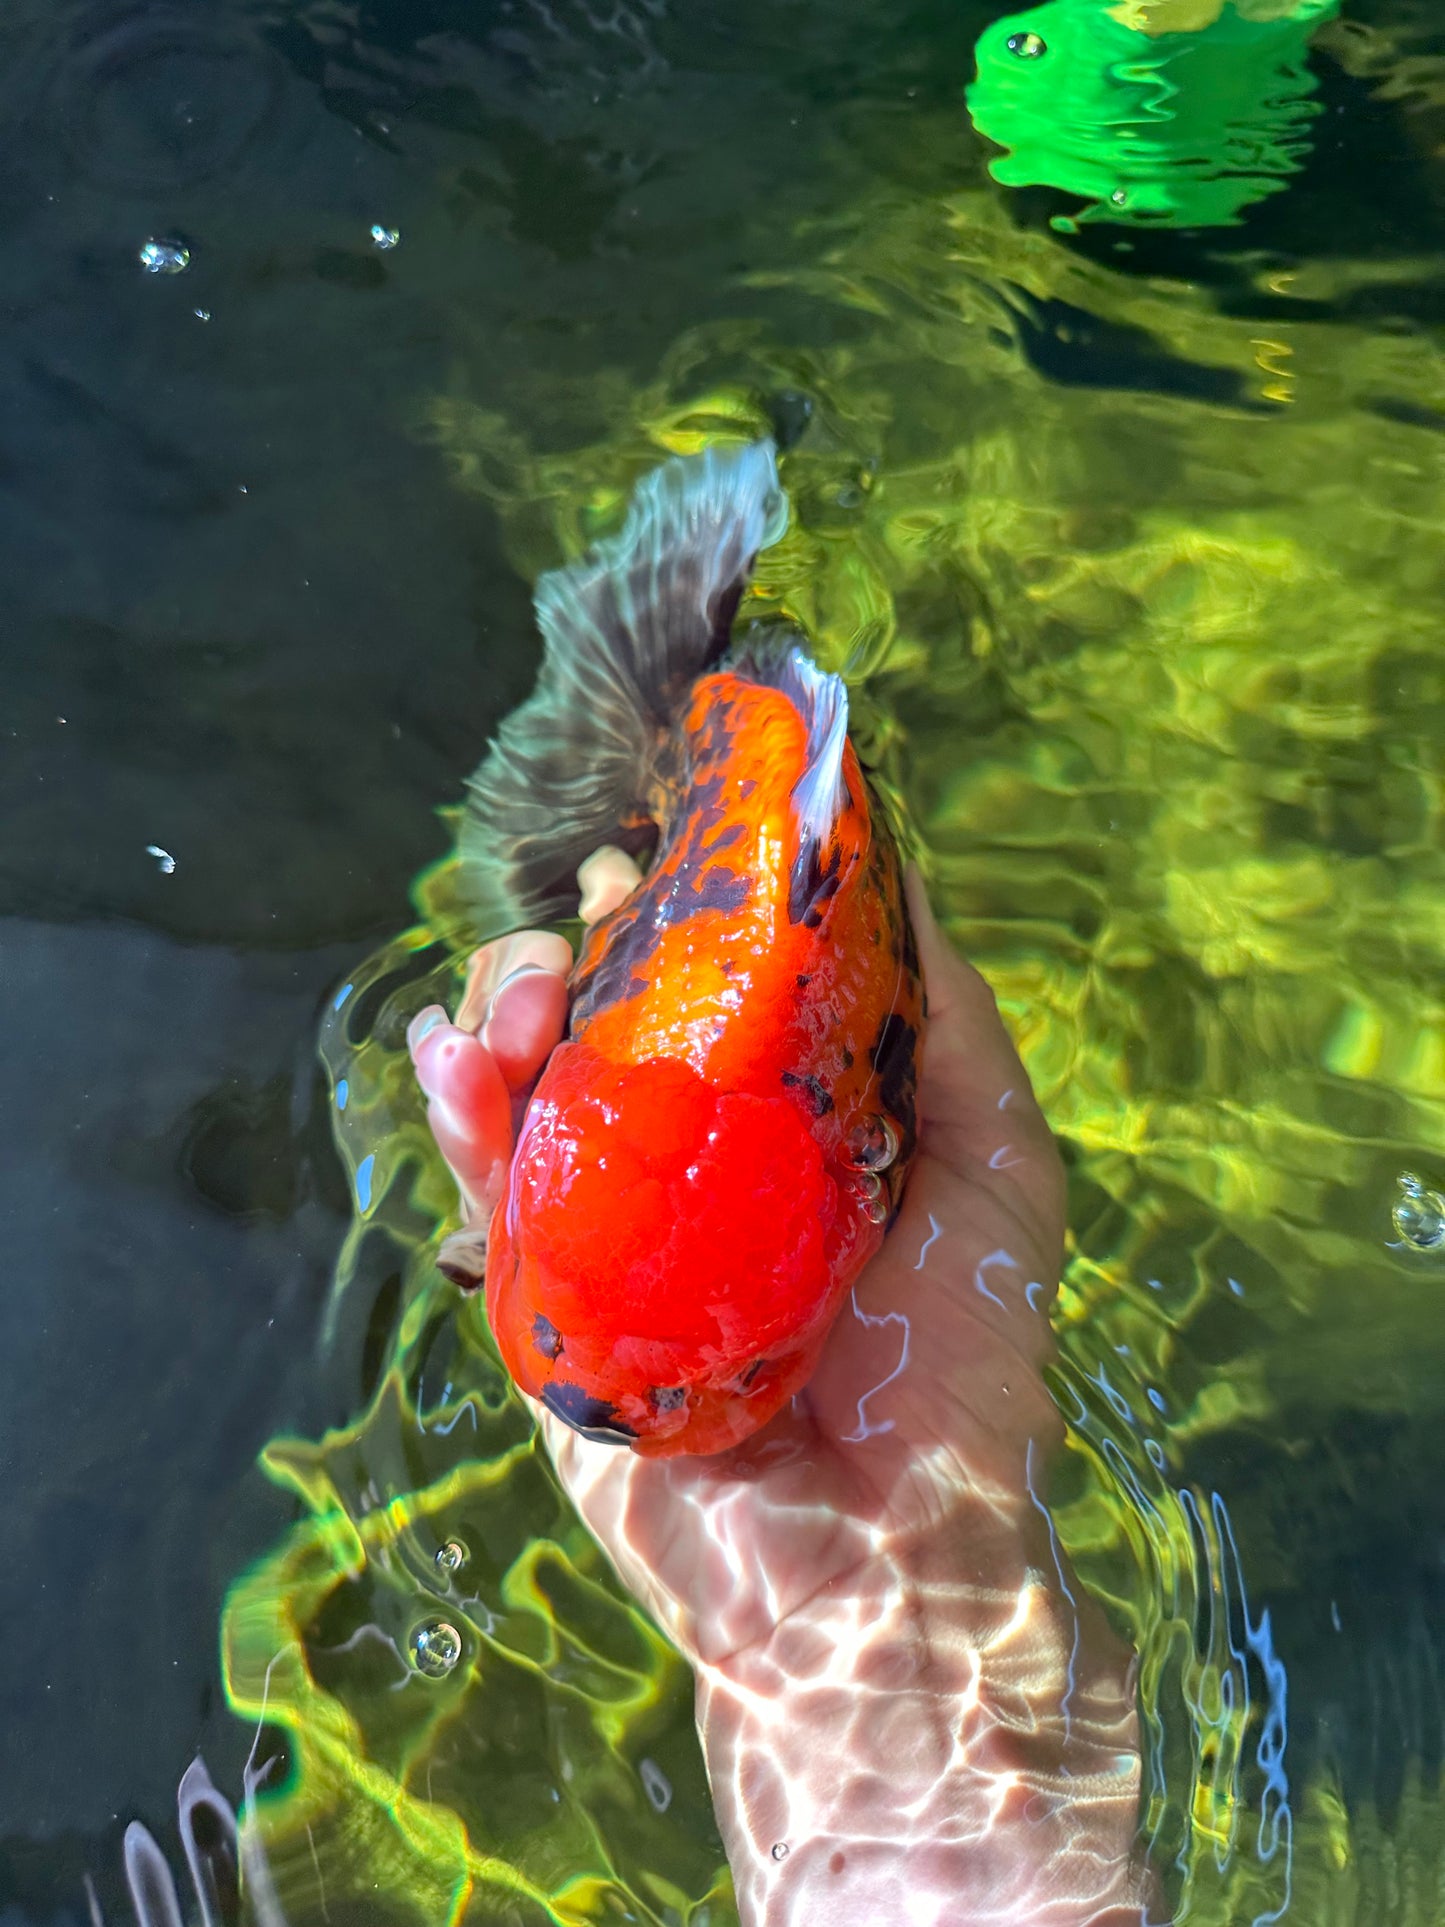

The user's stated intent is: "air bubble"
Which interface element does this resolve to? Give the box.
[1393,1172,1445,1251]
[771,1842,790,1862]
[852,1173,889,1226]
[847,1114,899,1172]
[1006,30,1046,57]
[370,223,400,250]
[409,1618,462,1678]
[139,236,190,274]
[434,1539,469,1577]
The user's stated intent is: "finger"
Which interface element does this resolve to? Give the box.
[481,964,569,1092]
[577,845,644,925]
[407,1010,514,1211]
[905,869,1063,1228]
[906,869,1037,1112]
[457,931,573,1032]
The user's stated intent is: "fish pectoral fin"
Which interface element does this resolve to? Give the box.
[770,648,853,927]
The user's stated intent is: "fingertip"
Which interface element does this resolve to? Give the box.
[457,930,574,1033]
[578,846,644,925]
[483,964,569,1091]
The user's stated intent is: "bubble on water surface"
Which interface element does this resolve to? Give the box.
[1392,1173,1445,1251]
[846,1114,898,1172]
[1006,30,1046,57]
[434,1538,469,1577]
[852,1172,889,1225]
[409,1618,462,1678]
[138,237,189,275]
[370,224,400,251]
[770,1842,790,1862]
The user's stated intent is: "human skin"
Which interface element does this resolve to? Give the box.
[409,869,1152,1927]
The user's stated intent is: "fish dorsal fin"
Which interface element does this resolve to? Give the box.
[459,441,789,938]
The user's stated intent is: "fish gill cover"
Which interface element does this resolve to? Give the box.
[218,30,1445,1927]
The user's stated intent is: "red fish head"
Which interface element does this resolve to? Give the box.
[484,1040,879,1456]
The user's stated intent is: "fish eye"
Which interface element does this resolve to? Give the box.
[540,1380,638,1445]
[531,1313,564,1360]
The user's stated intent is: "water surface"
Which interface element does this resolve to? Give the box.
[3,1,1444,1922]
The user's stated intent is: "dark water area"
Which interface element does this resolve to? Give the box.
[4,0,1445,1922]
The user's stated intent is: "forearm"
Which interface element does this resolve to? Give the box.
[693,1559,1151,1927]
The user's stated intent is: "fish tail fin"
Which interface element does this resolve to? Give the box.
[459,440,789,936]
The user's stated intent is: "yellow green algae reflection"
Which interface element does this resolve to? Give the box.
[967,0,1341,229]
[220,72,1445,1927]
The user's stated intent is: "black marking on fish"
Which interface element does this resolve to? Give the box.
[735,1358,767,1393]
[841,1046,854,1070]
[782,1070,834,1117]
[869,1011,919,1160]
[532,1314,563,1361]
[901,890,921,981]
[541,1381,638,1444]
[648,1385,688,1413]
[573,759,750,1030]
[788,837,842,927]
[796,972,812,989]
[685,865,751,916]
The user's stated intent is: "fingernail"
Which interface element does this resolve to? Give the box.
[488,961,548,1017]
[407,1005,448,1052]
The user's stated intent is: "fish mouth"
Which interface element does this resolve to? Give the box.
[540,1380,638,1446]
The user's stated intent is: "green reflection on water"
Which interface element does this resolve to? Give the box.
[221,85,1445,1927]
[968,0,1340,231]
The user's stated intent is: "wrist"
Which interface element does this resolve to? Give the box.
[691,1558,1149,1927]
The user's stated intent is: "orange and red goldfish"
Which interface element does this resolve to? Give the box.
[422,441,921,1457]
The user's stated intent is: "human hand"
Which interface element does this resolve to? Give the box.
[409,867,1150,1927]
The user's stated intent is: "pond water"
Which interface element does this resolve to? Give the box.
[3,1,1444,1923]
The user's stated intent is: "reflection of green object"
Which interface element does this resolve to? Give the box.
[968,0,1340,229]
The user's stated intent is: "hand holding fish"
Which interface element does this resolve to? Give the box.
[411,442,1149,1923]
[410,877,1149,1927]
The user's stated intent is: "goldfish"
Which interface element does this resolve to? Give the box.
[417,440,922,1457]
